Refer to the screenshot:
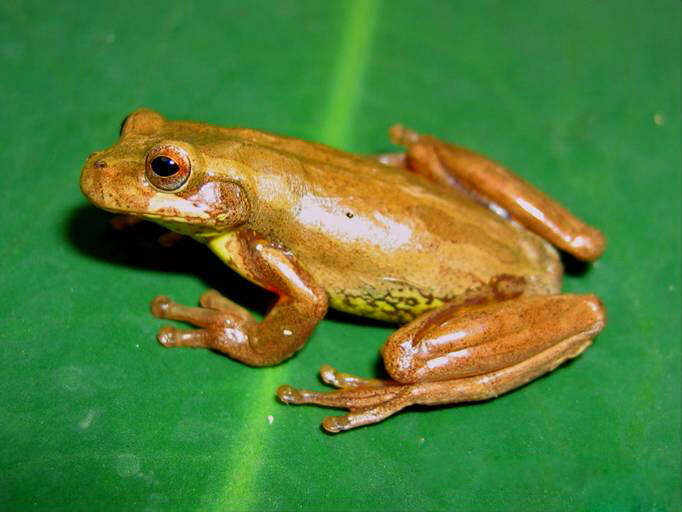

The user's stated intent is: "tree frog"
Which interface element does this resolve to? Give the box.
[80,109,606,433]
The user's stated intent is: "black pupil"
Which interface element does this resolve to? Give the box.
[151,156,180,177]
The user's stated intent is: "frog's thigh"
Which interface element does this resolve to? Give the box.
[381,293,606,385]
[409,327,593,408]
[389,125,605,261]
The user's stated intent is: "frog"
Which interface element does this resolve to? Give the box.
[80,109,606,433]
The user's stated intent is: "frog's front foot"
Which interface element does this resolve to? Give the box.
[149,291,262,361]
[149,283,327,367]
[151,290,251,344]
[277,366,413,433]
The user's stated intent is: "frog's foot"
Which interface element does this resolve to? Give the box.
[150,273,327,367]
[150,292,257,359]
[278,330,594,433]
[277,370,412,433]
[279,294,606,433]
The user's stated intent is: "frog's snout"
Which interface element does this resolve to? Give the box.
[80,152,112,207]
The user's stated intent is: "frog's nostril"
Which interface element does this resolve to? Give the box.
[94,159,107,169]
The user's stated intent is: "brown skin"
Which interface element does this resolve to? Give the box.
[80,109,606,432]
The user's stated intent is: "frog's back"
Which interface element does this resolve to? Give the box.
[211,131,562,324]
[167,121,561,323]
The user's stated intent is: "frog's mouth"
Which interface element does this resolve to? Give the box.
[144,214,224,237]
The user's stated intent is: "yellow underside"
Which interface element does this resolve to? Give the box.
[205,232,239,267]
[327,288,445,324]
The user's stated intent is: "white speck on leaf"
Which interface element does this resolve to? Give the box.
[79,409,96,430]
[267,415,274,425]
[653,112,665,126]
[116,453,141,478]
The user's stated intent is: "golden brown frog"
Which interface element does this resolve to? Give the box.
[80,109,606,432]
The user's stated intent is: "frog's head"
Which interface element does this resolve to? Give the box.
[80,109,250,237]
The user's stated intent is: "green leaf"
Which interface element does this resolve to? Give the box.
[1,0,679,510]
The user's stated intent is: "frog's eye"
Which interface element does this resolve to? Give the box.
[145,145,191,191]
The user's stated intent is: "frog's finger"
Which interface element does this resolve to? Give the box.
[151,295,234,329]
[157,326,212,348]
[199,289,251,320]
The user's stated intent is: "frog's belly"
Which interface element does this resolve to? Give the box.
[328,283,448,323]
[307,232,562,324]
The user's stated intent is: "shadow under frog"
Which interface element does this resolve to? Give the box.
[66,204,388,338]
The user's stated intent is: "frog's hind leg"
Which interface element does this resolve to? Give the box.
[278,293,605,433]
[389,125,605,261]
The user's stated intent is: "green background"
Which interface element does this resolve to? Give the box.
[2,1,680,510]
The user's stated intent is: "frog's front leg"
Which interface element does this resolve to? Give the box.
[151,230,328,366]
[278,294,605,432]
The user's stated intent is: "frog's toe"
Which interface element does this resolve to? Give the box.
[319,365,393,389]
[276,385,302,404]
[321,415,349,433]
[319,365,343,387]
[199,289,220,305]
[198,289,249,318]
[276,385,336,405]
[277,379,416,432]
[320,391,415,433]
